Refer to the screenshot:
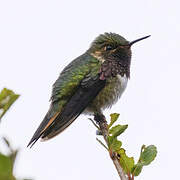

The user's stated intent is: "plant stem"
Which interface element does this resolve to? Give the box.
[95,115,128,180]
[96,138,108,150]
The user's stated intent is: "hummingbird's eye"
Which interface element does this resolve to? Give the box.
[105,45,114,51]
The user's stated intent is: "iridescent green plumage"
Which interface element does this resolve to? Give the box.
[50,53,101,116]
[28,33,150,147]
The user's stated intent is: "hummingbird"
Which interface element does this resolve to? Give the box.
[28,32,150,147]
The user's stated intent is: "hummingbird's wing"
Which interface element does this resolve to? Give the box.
[41,74,106,140]
[27,54,105,147]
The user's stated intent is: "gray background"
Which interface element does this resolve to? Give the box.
[0,0,179,179]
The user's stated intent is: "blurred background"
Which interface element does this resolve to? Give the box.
[0,0,180,179]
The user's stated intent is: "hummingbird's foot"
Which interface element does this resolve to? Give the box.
[94,113,108,140]
[94,113,106,124]
[96,129,103,135]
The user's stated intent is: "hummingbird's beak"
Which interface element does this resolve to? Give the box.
[129,35,151,46]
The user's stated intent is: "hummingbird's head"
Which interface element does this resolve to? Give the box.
[88,32,150,77]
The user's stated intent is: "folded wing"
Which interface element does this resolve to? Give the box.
[27,54,104,147]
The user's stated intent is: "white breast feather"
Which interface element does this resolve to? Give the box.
[117,74,128,97]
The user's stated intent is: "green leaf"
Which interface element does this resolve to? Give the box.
[132,145,157,176]
[109,124,128,138]
[0,153,13,180]
[140,145,157,165]
[107,136,114,147]
[0,138,19,180]
[107,136,122,151]
[108,113,119,129]
[132,163,143,176]
[118,148,134,174]
[0,88,20,120]
[2,137,19,166]
[111,138,122,151]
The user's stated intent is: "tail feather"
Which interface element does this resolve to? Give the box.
[27,112,59,148]
[41,115,78,141]
[27,76,106,148]
[41,78,106,140]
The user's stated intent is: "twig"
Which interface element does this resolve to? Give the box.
[96,138,108,150]
[132,174,134,180]
[112,157,128,180]
[95,115,128,180]
[89,118,100,129]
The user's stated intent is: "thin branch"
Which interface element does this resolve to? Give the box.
[96,138,108,150]
[132,174,134,180]
[112,157,128,180]
[95,115,128,180]
[89,118,100,129]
